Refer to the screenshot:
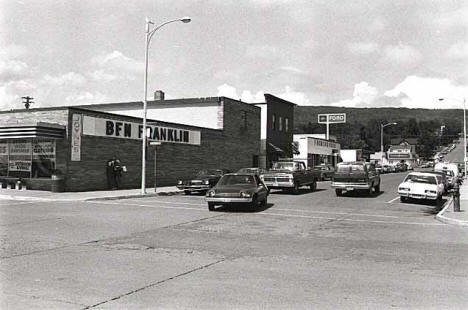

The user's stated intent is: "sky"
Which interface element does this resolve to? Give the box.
[0,0,467,111]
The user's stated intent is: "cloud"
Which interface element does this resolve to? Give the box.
[216,83,312,105]
[0,59,30,82]
[383,44,422,65]
[0,44,28,60]
[445,42,468,59]
[276,86,311,105]
[384,75,468,109]
[65,91,109,105]
[91,51,144,77]
[347,42,379,55]
[280,66,306,74]
[245,45,278,59]
[330,82,379,107]
[41,72,86,87]
[88,69,118,82]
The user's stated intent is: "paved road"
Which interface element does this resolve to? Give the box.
[1,172,468,309]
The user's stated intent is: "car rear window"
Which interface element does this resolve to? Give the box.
[336,164,364,173]
[404,174,437,184]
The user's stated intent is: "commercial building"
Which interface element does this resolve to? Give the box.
[255,94,296,168]
[0,96,260,191]
[293,134,341,168]
[387,140,419,168]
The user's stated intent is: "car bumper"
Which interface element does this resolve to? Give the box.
[398,191,438,200]
[331,182,371,190]
[262,181,294,188]
[206,197,253,203]
[177,185,210,192]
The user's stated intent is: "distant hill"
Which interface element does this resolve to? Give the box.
[294,106,462,128]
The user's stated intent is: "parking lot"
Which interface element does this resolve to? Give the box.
[1,172,468,309]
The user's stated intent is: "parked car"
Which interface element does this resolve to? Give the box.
[236,167,267,176]
[398,172,444,205]
[382,165,391,173]
[316,164,335,181]
[261,160,320,194]
[205,173,269,211]
[425,171,449,194]
[331,162,381,196]
[376,164,383,174]
[395,162,408,172]
[177,169,229,194]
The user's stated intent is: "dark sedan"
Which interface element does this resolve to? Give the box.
[177,169,229,194]
[205,173,269,211]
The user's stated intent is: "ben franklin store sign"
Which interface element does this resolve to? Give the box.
[82,116,201,145]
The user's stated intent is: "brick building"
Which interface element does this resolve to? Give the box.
[0,96,260,191]
[255,94,295,168]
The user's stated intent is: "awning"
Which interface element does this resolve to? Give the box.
[268,142,284,153]
[291,142,300,155]
[0,122,66,139]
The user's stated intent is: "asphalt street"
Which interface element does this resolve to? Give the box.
[1,172,468,309]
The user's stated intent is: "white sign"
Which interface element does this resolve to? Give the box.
[318,113,346,124]
[33,141,55,156]
[8,160,32,172]
[71,114,82,161]
[83,116,201,145]
[9,142,31,155]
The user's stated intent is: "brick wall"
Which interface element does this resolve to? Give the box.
[0,103,260,191]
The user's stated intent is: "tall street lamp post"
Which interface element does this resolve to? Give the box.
[381,122,397,153]
[439,97,467,179]
[141,17,191,194]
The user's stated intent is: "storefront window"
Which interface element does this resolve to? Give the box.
[0,139,56,178]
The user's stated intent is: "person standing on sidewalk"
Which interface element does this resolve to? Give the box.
[106,157,115,189]
[113,158,123,189]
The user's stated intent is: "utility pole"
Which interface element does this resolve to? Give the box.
[21,96,34,109]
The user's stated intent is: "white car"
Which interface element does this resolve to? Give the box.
[398,172,444,205]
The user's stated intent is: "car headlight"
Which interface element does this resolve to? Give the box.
[203,180,210,185]
[425,190,437,194]
[206,190,215,197]
[240,191,252,198]
[178,180,183,185]
[399,187,410,191]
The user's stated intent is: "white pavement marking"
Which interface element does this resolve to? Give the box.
[91,200,443,226]
[387,196,400,203]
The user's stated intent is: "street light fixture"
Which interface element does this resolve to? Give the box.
[380,122,397,153]
[141,17,191,194]
[439,97,467,179]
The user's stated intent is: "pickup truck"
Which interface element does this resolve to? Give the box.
[331,161,381,196]
[260,161,319,194]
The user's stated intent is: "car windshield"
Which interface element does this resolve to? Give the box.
[197,169,223,176]
[404,174,437,184]
[218,175,256,186]
[336,164,364,173]
[272,162,296,171]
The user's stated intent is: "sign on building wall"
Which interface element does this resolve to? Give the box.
[0,143,7,155]
[82,116,201,145]
[71,114,82,161]
[9,160,32,172]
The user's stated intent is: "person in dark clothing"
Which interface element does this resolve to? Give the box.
[113,159,123,189]
[106,158,115,189]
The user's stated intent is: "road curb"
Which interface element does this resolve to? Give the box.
[85,190,183,201]
[435,197,468,227]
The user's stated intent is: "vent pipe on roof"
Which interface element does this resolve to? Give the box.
[154,90,165,101]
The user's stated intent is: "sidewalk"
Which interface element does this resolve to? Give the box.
[436,181,468,227]
[0,186,182,202]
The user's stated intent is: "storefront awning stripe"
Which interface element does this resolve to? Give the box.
[0,126,65,139]
[268,142,284,153]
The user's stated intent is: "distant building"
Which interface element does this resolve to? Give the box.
[387,140,419,168]
[293,135,341,168]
